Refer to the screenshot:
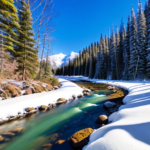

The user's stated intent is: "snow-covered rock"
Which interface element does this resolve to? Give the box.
[0,78,83,122]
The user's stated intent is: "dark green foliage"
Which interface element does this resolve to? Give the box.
[15,0,39,80]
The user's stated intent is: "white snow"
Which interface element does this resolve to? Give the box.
[44,51,79,69]
[0,78,83,121]
[56,76,150,150]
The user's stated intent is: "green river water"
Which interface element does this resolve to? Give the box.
[0,90,109,150]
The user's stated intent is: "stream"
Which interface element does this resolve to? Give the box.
[0,84,110,150]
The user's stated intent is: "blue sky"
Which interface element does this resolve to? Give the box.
[50,0,146,55]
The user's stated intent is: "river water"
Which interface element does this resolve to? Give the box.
[0,89,109,150]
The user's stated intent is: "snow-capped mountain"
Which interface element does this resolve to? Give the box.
[46,51,78,69]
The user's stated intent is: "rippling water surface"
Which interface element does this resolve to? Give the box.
[0,90,109,150]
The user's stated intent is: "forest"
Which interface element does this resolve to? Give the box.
[0,0,56,83]
[56,0,150,80]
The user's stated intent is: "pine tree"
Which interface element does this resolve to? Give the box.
[120,21,126,77]
[15,1,39,80]
[94,44,101,79]
[145,0,150,77]
[129,8,139,79]
[0,0,19,74]
[105,35,110,79]
[110,28,117,79]
[89,45,93,78]
[123,17,130,79]
[137,0,147,78]
[84,46,89,77]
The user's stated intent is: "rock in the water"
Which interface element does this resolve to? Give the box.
[26,107,35,112]
[2,132,15,138]
[104,101,114,108]
[82,88,91,93]
[39,105,47,111]
[48,105,53,110]
[57,98,66,102]
[0,135,4,142]
[95,115,108,125]
[11,127,23,134]
[72,95,76,100]
[77,94,84,99]
[57,98,66,105]
[55,140,65,144]
[69,128,94,149]
[88,87,94,91]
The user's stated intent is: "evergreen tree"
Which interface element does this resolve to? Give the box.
[123,17,130,79]
[0,0,19,73]
[89,45,93,78]
[129,8,139,79]
[145,0,150,78]
[84,46,89,76]
[105,35,110,79]
[137,0,147,78]
[15,1,39,80]
[110,28,117,79]
[94,44,101,79]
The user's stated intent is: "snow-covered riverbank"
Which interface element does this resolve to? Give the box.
[0,78,83,122]
[58,76,150,150]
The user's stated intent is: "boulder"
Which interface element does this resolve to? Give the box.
[72,95,77,100]
[57,98,67,105]
[2,132,15,138]
[84,92,91,96]
[46,84,53,91]
[0,135,4,142]
[82,89,91,93]
[11,127,23,134]
[103,101,114,108]
[22,81,30,89]
[1,91,8,99]
[77,94,84,99]
[26,107,36,112]
[48,105,53,110]
[57,98,66,102]
[95,115,108,125]
[52,104,56,108]
[39,105,47,111]
[69,128,94,149]
[3,84,21,97]
[88,87,94,91]
[24,88,32,95]
[32,84,43,93]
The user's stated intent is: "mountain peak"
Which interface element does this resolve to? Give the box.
[46,52,78,69]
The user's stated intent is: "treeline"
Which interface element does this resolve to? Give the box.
[56,0,150,80]
[0,0,54,80]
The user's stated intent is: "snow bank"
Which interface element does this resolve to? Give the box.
[57,76,150,150]
[0,78,83,121]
